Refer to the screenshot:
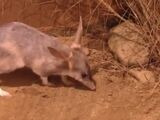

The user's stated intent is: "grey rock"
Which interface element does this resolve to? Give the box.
[108,21,149,66]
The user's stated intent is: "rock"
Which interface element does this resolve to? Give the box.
[108,21,149,66]
[128,69,156,83]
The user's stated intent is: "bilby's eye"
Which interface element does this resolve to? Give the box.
[81,73,87,78]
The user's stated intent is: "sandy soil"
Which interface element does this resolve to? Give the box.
[0,37,160,120]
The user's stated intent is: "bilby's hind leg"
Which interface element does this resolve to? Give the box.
[0,58,25,74]
[0,43,25,74]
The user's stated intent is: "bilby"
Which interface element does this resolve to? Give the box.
[0,17,96,96]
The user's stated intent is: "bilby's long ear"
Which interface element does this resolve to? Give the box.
[71,16,83,49]
[48,47,69,60]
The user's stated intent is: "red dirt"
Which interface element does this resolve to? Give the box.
[0,1,159,119]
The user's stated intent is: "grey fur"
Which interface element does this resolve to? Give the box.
[0,21,96,90]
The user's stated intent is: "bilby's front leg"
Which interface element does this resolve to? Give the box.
[41,77,52,86]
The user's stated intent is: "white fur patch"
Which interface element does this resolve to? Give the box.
[0,88,11,97]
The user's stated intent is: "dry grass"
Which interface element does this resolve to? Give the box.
[96,0,160,71]
[123,0,160,69]
[0,0,159,71]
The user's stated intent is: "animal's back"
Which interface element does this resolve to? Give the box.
[0,22,59,51]
[0,22,63,73]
